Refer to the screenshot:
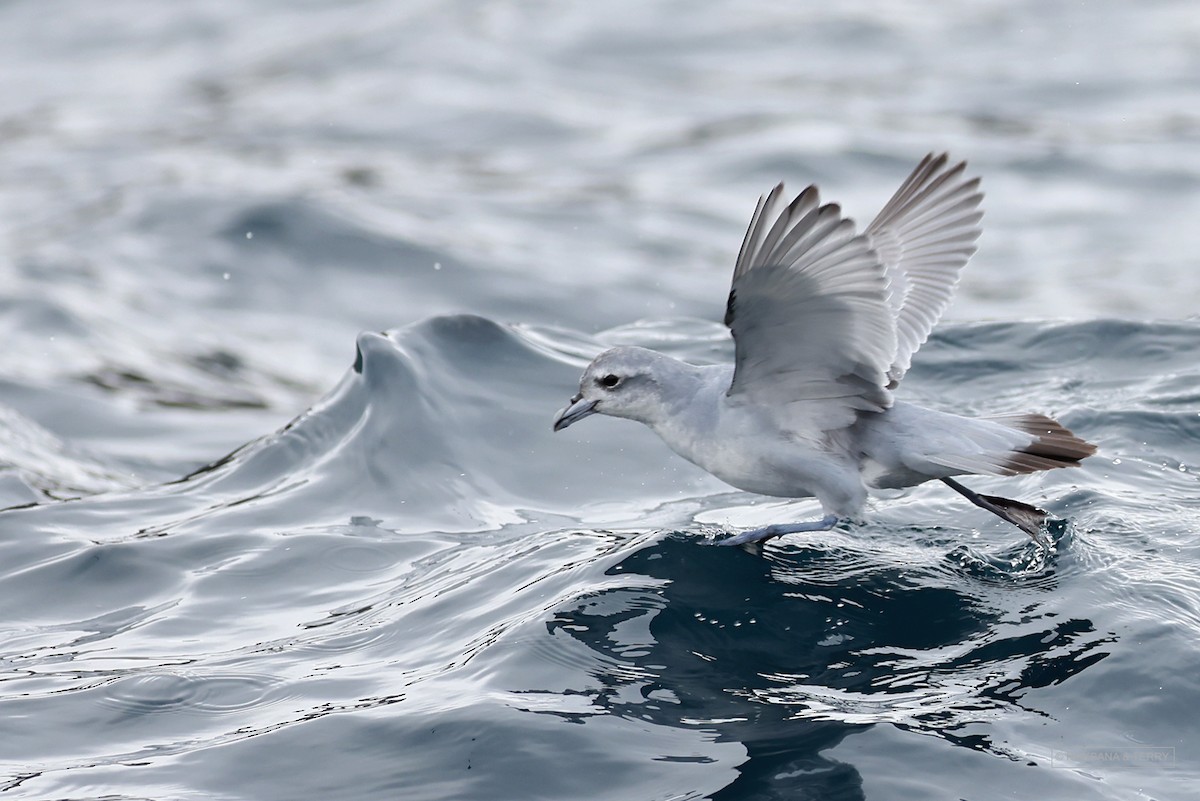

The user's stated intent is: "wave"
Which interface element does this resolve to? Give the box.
[2,315,1199,798]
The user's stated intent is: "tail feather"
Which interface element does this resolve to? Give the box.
[921,412,1096,479]
[985,413,1097,474]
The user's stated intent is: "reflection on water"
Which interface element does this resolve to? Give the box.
[546,527,1113,798]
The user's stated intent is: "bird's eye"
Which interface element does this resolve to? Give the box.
[598,374,620,388]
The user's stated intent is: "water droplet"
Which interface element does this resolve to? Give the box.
[1112,458,1122,465]
[245,231,253,239]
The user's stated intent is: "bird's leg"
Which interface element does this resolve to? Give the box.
[718,513,839,546]
[940,477,1050,547]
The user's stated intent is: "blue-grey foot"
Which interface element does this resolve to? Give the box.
[718,513,840,546]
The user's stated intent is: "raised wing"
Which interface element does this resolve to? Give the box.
[724,184,897,433]
[866,153,983,387]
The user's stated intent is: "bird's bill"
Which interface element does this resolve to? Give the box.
[552,394,598,431]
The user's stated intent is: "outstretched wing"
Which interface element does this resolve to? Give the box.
[724,184,896,433]
[866,153,983,387]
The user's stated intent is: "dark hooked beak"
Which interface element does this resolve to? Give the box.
[552,393,598,431]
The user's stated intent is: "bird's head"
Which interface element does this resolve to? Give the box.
[552,346,675,431]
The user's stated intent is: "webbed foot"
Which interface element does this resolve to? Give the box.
[940,477,1051,548]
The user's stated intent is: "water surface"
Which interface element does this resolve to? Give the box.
[1,1,1198,799]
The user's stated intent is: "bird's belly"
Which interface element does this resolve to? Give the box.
[685,441,821,499]
[651,396,853,502]
[712,468,818,498]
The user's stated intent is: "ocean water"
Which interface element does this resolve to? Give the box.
[1,1,1199,799]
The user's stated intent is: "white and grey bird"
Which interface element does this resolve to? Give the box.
[553,153,1096,546]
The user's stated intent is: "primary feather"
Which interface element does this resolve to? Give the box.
[864,153,984,387]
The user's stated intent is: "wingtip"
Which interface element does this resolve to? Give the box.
[927,151,951,169]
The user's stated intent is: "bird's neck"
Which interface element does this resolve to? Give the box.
[640,360,727,455]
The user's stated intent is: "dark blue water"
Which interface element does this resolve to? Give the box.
[2,2,1199,799]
